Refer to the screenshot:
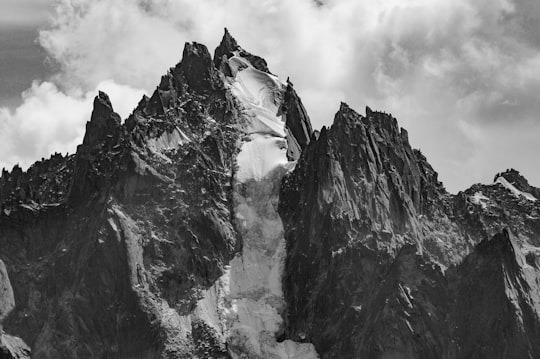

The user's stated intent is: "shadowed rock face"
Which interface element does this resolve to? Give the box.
[278,102,450,357]
[69,91,123,203]
[175,42,219,94]
[1,29,540,359]
[0,260,30,359]
[278,102,540,358]
[0,30,314,358]
[449,229,540,358]
[278,79,313,161]
[0,34,241,358]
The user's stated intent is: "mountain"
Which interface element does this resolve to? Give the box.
[0,29,539,359]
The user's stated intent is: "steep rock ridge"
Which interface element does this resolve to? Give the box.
[0,29,315,358]
[0,94,158,358]
[279,103,450,263]
[151,29,320,358]
[0,36,241,357]
[279,102,540,358]
[69,91,123,203]
[278,103,454,357]
[278,79,313,161]
[0,153,73,212]
[457,169,540,248]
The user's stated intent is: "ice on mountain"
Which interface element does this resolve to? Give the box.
[146,126,190,162]
[230,67,285,137]
[470,191,490,209]
[493,176,537,201]
[236,135,288,183]
[186,49,319,358]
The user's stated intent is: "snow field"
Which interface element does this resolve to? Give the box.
[188,52,319,358]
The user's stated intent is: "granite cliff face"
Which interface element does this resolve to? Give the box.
[0,30,539,359]
[278,102,540,358]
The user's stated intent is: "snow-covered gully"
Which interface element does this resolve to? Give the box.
[189,53,319,358]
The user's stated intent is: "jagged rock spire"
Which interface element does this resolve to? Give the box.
[173,41,217,94]
[69,91,122,203]
[81,91,122,149]
[214,28,240,70]
[213,28,270,74]
[366,105,373,117]
[279,80,314,160]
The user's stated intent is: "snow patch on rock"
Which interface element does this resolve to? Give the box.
[147,126,189,153]
[470,191,490,209]
[227,52,317,358]
[146,126,190,163]
[493,177,537,201]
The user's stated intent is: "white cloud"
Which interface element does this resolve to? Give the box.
[2,0,540,192]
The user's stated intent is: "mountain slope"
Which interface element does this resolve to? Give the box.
[278,101,540,359]
[0,30,539,359]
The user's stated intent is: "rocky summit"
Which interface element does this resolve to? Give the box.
[1,30,539,359]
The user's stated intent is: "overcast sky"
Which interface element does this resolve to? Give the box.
[0,0,539,193]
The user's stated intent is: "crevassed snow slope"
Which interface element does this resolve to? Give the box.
[228,53,318,358]
[189,53,319,358]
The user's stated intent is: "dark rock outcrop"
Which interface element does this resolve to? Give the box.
[278,79,313,160]
[0,37,243,358]
[213,28,239,72]
[175,42,219,94]
[278,103,452,358]
[0,260,30,359]
[279,102,540,358]
[68,91,123,203]
[449,229,540,358]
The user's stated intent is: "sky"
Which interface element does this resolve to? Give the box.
[0,0,539,193]
[0,0,50,109]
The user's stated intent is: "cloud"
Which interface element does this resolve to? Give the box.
[2,0,540,192]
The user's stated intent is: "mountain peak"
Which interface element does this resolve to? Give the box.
[214,28,240,72]
[182,41,210,58]
[96,91,113,111]
[339,101,352,112]
[494,168,527,186]
[174,41,216,93]
[366,105,373,116]
[493,168,539,198]
[81,91,121,148]
[213,29,270,74]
